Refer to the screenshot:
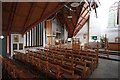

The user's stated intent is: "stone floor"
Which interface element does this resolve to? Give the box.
[90,58,120,79]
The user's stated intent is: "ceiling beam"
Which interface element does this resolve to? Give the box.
[60,9,72,36]
[64,7,79,16]
[7,2,16,35]
[40,2,49,20]
[65,7,76,36]
[75,3,95,29]
[63,4,86,36]
[63,14,73,37]
[35,4,44,10]
[22,2,49,35]
[71,18,75,27]
[23,2,69,35]
[67,9,75,31]
[64,3,88,19]
[75,10,89,30]
[75,6,89,28]
[62,13,70,31]
[22,3,35,34]
[73,16,89,36]
[2,24,22,28]
[3,10,38,20]
[75,2,85,31]
[71,18,75,36]
[73,3,95,37]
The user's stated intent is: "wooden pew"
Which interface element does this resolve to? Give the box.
[14,52,81,80]
[28,50,89,78]
[49,48,98,68]
[24,50,92,78]
[61,57,90,78]
[54,55,63,65]
[2,57,38,79]
[47,61,59,79]
[30,49,94,74]
[38,57,81,80]
[73,60,90,78]
[59,66,81,80]
[73,54,95,73]
[48,49,96,72]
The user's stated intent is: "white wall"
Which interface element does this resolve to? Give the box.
[11,34,24,57]
[90,0,119,42]
[74,0,119,47]
[89,9,101,42]
[74,22,88,45]
[101,28,119,42]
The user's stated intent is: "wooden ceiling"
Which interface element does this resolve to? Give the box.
[57,2,84,37]
[2,2,98,37]
[2,2,68,35]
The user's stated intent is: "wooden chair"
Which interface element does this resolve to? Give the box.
[42,48,95,73]
[16,49,92,79]
[48,48,97,69]
[73,54,95,73]
[3,57,38,79]
[73,60,90,78]
[59,66,81,80]
[47,62,59,79]
[54,55,63,65]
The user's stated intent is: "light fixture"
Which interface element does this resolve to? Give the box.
[56,40,59,43]
[71,2,80,7]
[0,35,4,40]
[68,16,72,19]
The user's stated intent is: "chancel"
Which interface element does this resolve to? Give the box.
[1,0,120,80]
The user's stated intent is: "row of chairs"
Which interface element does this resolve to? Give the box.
[44,47,98,66]
[37,48,97,72]
[14,51,81,80]
[25,49,90,79]
[2,57,38,79]
[47,49,95,72]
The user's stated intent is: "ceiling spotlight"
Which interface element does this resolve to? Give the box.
[71,2,80,7]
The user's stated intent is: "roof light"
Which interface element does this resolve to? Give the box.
[71,2,80,7]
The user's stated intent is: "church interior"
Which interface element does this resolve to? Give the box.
[0,0,120,80]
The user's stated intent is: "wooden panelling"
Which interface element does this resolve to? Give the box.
[44,2,58,17]
[15,2,31,16]
[2,2,12,12]
[27,19,37,27]
[12,15,26,27]
[30,6,43,19]
[2,2,90,37]
[109,43,120,51]
[46,19,55,45]
[35,2,47,9]
[2,12,10,25]
[46,19,52,35]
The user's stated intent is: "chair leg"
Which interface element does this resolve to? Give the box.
[88,69,90,78]
[83,71,86,79]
